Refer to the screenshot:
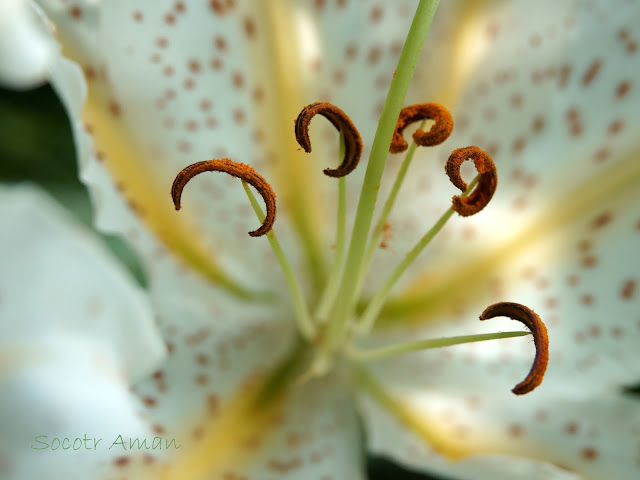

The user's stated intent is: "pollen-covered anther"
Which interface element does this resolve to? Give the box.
[480,302,549,395]
[171,158,276,237]
[446,146,497,216]
[390,103,454,153]
[294,102,363,178]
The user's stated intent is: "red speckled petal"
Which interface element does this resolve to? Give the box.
[0,185,164,479]
[359,131,640,479]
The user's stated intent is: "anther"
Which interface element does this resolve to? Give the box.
[390,103,454,153]
[479,302,549,395]
[294,102,363,178]
[445,146,497,216]
[171,159,276,237]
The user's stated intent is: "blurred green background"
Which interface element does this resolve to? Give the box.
[0,84,457,479]
[0,84,147,287]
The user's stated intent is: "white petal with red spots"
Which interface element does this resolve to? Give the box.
[358,143,640,478]
[376,0,640,286]
[0,185,164,479]
[9,0,640,478]
[105,290,365,478]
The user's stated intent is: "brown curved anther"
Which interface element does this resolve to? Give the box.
[480,302,549,395]
[390,103,454,153]
[446,146,497,216]
[171,159,276,237]
[294,102,363,178]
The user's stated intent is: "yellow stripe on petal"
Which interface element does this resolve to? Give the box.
[379,148,640,325]
[83,93,264,300]
[434,1,499,108]
[356,366,473,459]
[156,384,286,480]
[140,342,306,480]
[250,0,328,292]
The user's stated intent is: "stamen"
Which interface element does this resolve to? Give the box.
[171,159,276,237]
[480,302,549,395]
[314,134,348,323]
[307,0,442,355]
[390,103,454,153]
[294,102,363,178]
[349,331,531,362]
[355,121,425,304]
[241,181,316,340]
[356,175,480,334]
[446,146,497,217]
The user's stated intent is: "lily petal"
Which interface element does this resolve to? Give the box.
[359,381,640,480]
[0,184,164,376]
[360,393,583,480]
[113,291,364,478]
[36,1,481,297]
[378,0,640,321]
[0,0,56,89]
[35,2,292,298]
[357,141,640,478]
[0,185,164,479]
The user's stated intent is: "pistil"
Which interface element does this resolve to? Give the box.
[326,0,442,353]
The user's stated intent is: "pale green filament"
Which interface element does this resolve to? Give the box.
[326,0,441,351]
[357,175,480,334]
[349,331,530,362]
[315,134,347,323]
[241,181,316,340]
[356,120,426,297]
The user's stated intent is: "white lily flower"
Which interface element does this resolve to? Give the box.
[0,185,165,479]
[5,0,640,479]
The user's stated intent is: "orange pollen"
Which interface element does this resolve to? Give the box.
[171,158,276,237]
[390,102,454,153]
[294,102,363,178]
[480,302,549,395]
[445,146,498,217]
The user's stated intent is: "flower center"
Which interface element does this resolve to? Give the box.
[171,0,548,397]
[171,99,548,397]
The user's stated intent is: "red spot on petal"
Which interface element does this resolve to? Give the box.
[591,212,612,229]
[70,6,82,19]
[581,59,602,87]
[114,456,130,467]
[621,279,636,300]
[581,447,598,460]
[616,80,631,99]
